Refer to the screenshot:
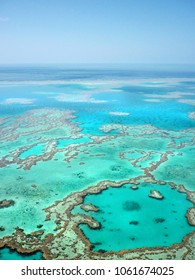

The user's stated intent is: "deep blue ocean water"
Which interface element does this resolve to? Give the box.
[0,64,195,81]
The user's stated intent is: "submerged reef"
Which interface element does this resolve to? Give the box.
[0,200,15,209]
[148,190,164,200]
[188,112,195,120]
[0,179,195,260]
[0,107,195,259]
[186,208,195,226]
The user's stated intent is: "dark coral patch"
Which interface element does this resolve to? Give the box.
[123,201,141,211]
[98,249,106,253]
[0,199,15,209]
[129,221,139,225]
[130,237,136,241]
[155,218,165,223]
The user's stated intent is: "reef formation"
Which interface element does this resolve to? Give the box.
[0,74,195,260]
[0,107,195,259]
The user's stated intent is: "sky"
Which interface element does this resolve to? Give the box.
[0,0,195,64]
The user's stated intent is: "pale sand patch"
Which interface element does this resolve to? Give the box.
[0,77,195,87]
[50,93,107,103]
[170,91,195,96]
[144,93,181,99]
[0,98,35,105]
[109,112,130,116]
[90,99,107,103]
[144,92,195,101]
[144,99,162,102]
[178,99,195,106]
[188,112,195,120]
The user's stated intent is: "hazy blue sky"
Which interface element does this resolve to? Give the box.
[0,0,195,64]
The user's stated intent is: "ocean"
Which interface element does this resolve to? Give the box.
[0,65,195,259]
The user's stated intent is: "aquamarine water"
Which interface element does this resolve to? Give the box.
[56,136,92,148]
[0,65,195,259]
[0,247,43,260]
[19,143,46,159]
[75,183,194,252]
[1,66,195,133]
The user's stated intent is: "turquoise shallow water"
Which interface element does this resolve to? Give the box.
[0,247,43,260]
[56,136,92,148]
[0,68,195,133]
[0,66,195,259]
[19,143,46,159]
[74,183,194,252]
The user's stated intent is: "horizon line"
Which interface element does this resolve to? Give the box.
[0,62,195,68]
